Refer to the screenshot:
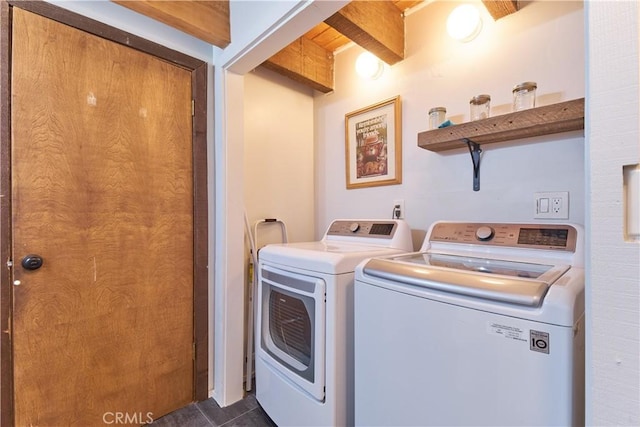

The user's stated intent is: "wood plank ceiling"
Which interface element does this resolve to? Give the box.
[262,0,519,93]
[109,0,519,93]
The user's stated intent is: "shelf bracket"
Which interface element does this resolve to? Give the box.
[464,138,482,191]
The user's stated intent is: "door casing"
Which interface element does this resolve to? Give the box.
[0,1,209,424]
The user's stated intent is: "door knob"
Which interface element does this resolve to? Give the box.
[21,254,43,270]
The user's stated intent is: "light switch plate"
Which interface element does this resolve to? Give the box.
[534,191,569,219]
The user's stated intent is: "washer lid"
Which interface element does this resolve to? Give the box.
[362,253,571,307]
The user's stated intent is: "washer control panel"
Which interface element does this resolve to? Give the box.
[429,222,577,251]
[475,226,494,241]
[327,220,397,238]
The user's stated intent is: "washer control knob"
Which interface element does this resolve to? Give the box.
[476,226,494,241]
[349,222,360,232]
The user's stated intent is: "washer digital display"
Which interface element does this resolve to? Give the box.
[518,228,569,247]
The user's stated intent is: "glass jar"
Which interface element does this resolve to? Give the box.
[429,107,447,129]
[470,95,491,121]
[512,82,537,111]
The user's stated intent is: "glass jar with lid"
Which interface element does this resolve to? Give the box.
[469,95,491,121]
[429,107,446,129]
[512,82,537,111]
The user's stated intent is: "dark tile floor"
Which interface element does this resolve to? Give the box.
[149,386,277,427]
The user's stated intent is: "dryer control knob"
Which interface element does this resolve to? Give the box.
[349,222,360,232]
[476,226,494,241]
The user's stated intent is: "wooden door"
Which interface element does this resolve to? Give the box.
[9,7,198,425]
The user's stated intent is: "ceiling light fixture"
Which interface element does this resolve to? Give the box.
[446,4,483,42]
[355,51,385,80]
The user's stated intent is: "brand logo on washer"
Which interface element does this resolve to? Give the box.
[530,330,550,354]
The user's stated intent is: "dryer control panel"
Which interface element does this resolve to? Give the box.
[327,220,397,238]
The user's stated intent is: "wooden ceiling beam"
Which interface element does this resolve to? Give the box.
[111,0,230,48]
[262,37,334,94]
[324,0,404,65]
[481,0,519,20]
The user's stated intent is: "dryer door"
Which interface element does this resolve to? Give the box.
[258,264,326,401]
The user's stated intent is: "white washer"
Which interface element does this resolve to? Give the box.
[354,221,585,426]
[256,219,413,427]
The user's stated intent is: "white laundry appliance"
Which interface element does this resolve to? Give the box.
[354,221,585,426]
[256,219,413,427]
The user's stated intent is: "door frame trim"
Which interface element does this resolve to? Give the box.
[0,1,209,424]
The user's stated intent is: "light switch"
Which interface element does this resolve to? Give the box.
[624,164,640,240]
[540,198,549,213]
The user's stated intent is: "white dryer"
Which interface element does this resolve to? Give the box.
[354,221,585,426]
[256,219,413,427]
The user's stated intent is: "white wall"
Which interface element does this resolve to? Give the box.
[315,0,585,241]
[586,2,640,425]
[213,0,347,406]
[244,67,316,244]
[241,68,315,389]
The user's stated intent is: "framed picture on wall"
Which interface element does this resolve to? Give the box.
[345,96,402,189]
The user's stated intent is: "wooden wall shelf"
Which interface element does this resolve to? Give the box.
[417,98,585,152]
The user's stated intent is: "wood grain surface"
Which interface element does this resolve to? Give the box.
[11,8,194,425]
[112,0,230,48]
[417,98,585,152]
[325,0,404,65]
[263,37,334,93]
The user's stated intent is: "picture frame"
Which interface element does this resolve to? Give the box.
[345,96,402,189]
